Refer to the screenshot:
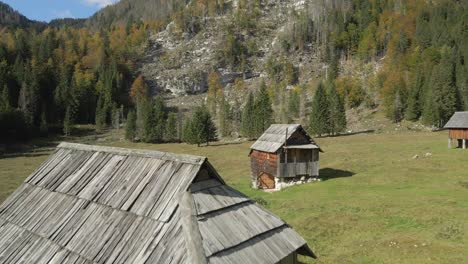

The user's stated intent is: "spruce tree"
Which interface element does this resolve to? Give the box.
[141,99,156,143]
[0,85,10,112]
[182,117,194,144]
[309,82,331,136]
[218,97,230,138]
[165,112,178,142]
[288,89,300,120]
[405,69,423,121]
[151,97,167,143]
[254,80,273,137]
[40,111,48,135]
[95,97,107,132]
[431,47,459,127]
[125,110,137,142]
[63,106,74,136]
[18,82,34,128]
[328,83,346,135]
[241,91,256,139]
[187,105,217,146]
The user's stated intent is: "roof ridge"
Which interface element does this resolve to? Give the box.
[58,142,206,165]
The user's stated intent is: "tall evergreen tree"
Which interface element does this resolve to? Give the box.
[431,47,459,127]
[185,105,217,146]
[125,110,137,142]
[405,69,424,121]
[63,106,74,136]
[95,97,107,132]
[328,83,347,135]
[151,96,167,143]
[254,80,273,136]
[241,91,256,138]
[288,88,300,120]
[165,112,178,142]
[218,97,230,138]
[309,82,331,136]
[18,82,34,127]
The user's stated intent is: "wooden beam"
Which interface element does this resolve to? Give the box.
[179,191,208,264]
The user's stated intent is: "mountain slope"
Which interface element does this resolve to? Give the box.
[86,0,186,28]
[0,1,32,27]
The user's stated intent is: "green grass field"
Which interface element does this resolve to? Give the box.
[1,130,467,263]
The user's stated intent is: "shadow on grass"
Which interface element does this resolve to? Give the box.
[198,140,249,147]
[320,168,355,181]
[316,129,375,138]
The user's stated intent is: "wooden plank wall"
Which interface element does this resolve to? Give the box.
[449,129,468,139]
[278,149,319,178]
[250,150,278,184]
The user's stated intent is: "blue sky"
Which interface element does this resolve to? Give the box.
[2,0,119,22]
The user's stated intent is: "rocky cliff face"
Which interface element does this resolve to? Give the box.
[139,0,324,96]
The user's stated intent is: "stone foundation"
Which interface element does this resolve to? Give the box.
[275,176,321,190]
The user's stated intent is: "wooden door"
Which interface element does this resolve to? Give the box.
[258,172,275,189]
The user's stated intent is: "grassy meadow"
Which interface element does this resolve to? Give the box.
[0,130,467,263]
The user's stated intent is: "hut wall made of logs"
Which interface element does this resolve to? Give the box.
[444,112,468,149]
[250,124,322,190]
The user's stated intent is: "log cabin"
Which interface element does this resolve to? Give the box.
[444,111,468,149]
[250,124,322,190]
[0,143,316,264]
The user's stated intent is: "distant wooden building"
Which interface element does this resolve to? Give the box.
[0,143,316,264]
[444,111,468,149]
[250,124,322,190]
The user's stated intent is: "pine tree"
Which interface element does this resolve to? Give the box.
[18,82,34,127]
[185,105,217,146]
[125,110,137,141]
[288,88,300,120]
[218,97,230,138]
[241,91,256,138]
[95,97,107,132]
[254,80,273,137]
[40,110,48,135]
[182,117,194,144]
[431,47,459,127]
[165,112,178,142]
[309,82,331,136]
[0,85,11,112]
[152,97,167,142]
[63,106,74,136]
[328,83,347,135]
[405,69,423,121]
[141,99,155,143]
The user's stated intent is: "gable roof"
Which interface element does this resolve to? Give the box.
[250,124,320,153]
[0,143,314,263]
[444,112,468,128]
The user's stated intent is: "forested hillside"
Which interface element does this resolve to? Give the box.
[0,0,467,144]
[0,15,151,141]
[0,1,33,27]
[86,0,185,28]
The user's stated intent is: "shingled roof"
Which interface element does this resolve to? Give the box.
[250,124,320,153]
[0,143,314,263]
[444,112,468,128]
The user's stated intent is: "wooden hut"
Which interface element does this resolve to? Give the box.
[0,143,316,264]
[444,111,468,149]
[250,124,322,190]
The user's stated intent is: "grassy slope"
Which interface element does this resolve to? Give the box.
[0,131,467,263]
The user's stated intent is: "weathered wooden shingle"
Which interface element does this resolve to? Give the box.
[444,112,468,128]
[250,124,320,153]
[0,143,315,264]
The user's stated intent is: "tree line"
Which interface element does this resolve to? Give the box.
[0,22,151,142]
[280,0,467,128]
